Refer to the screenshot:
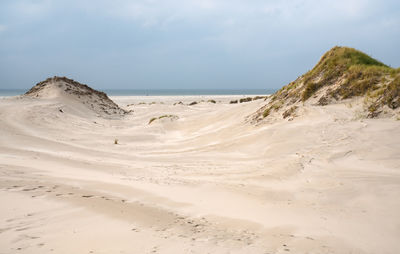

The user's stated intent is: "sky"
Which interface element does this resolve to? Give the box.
[0,0,399,90]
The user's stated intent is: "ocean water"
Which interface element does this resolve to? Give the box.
[0,89,275,97]
[0,89,26,96]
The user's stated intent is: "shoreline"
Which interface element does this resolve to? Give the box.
[110,94,270,105]
[0,89,274,97]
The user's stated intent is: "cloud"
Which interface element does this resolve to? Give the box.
[103,0,372,22]
[0,25,7,32]
[11,0,53,17]
[1,0,391,28]
[0,0,399,89]
[91,0,222,27]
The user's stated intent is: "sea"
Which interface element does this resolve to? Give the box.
[0,89,275,97]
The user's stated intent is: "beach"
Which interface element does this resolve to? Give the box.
[0,93,400,254]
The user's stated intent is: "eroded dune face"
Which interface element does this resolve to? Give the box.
[0,90,400,254]
[24,76,128,118]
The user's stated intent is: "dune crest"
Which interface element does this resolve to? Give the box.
[25,76,128,117]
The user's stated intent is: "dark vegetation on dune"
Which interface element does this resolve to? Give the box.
[149,114,179,124]
[26,76,111,100]
[261,46,400,118]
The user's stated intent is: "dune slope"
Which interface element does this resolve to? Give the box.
[254,46,400,121]
[24,76,128,117]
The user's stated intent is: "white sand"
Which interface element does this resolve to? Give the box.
[0,93,400,254]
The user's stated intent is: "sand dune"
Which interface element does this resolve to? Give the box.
[0,89,400,254]
[24,76,128,118]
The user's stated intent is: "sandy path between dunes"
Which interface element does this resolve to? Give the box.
[0,95,400,254]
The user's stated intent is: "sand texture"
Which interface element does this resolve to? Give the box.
[0,91,400,254]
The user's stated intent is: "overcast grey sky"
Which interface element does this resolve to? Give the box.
[0,0,399,90]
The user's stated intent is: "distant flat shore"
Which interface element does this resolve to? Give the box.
[0,88,275,97]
